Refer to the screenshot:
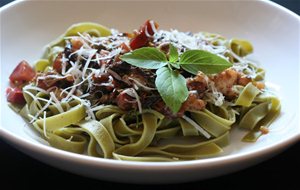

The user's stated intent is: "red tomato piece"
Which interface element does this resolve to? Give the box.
[120,42,131,53]
[129,20,159,50]
[6,87,26,104]
[53,53,63,73]
[9,60,35,85]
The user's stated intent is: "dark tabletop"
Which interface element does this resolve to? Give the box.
[1,0,299,189]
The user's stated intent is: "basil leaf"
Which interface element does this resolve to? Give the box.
[179,50,232,74]
[155,67,188,113]
[170,63,180,69]
[120,47,168,69]
[169,44,178,63]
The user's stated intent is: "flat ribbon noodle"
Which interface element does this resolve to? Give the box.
[229,39,253,57]
[115,132,229,161]
[114,113,158,156]
[77,120,115,158]
[155,127,181,139]
[112,153,177,162]
[46,22,111,49]
[48,128,87,154]
[141,143,222,159]
[179,118,199,136]
[239,101,270,130]
[34,104,86,132]
[242,96,281,142]
[99,113,129,144]
[190,109,233,137]
[235,83,261,107]
[113,116,143,137]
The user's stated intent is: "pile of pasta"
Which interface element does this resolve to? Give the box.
[14,23,280,161]
[19,86,280,161]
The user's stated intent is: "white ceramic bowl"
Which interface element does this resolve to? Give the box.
[0,0,299,184]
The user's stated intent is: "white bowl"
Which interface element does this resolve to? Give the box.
[0,0,299,184]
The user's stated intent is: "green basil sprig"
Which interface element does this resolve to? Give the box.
[120,44,232,113]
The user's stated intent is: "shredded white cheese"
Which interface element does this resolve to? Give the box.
[123,88,142,114]
[182,115,211,139]
[23,85,48,94]
[43,111,49,139]
[30,96,53,123]
[50,92,64,113]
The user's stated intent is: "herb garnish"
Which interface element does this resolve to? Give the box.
[120,44,232,113]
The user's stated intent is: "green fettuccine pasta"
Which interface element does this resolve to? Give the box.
[8,21,281,162]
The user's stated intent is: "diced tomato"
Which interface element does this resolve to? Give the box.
[120,42,131,53]
[53,53,63,73]
[129,20,159,50]
[36,77,57,90]
[9,60,35,85]
[6,87,26,104]
[71,37,84,51]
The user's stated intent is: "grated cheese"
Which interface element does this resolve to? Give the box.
[43,111,49,139]
[182,115,211,139]
[30,96,53,123]
[91,104,105,112]
[81,49,97,80]
[206,80,225,107]
[60,72,93,101]
[50,92,64,113]
[77,32,96,45]
[123,88,142,114]
[128,77,156,91]
[70,95,95,120]
[149,20,157,34]
[61,53,69,75]
[144,24,151,37]
[23,85,49,94]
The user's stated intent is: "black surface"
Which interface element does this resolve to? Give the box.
[1,0,299,188]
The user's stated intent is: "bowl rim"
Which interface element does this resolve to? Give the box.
[0,0,299,170]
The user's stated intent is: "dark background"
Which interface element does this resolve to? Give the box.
[1,0,299,189]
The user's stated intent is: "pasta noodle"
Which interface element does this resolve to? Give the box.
[7,21,281,161]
